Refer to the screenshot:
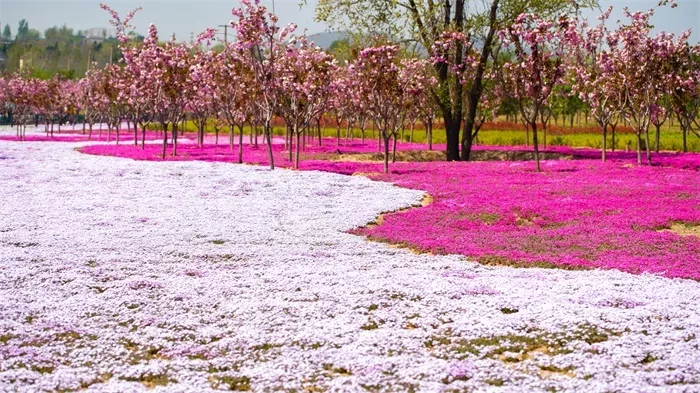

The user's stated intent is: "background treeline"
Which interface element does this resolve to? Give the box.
[1,19,143,79]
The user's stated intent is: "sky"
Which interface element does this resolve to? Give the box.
[1,0,698,42]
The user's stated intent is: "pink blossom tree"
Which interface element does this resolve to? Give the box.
[230,0,296,170]
[276,37,336,169]
[499,13,573,172]
[350,45,426,173]
[606,1,686,164]
[670,43,700,152]
[569,6,623,162]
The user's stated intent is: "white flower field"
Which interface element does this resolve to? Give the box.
[1,139,699,392]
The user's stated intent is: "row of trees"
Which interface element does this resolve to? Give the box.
[1,0,699,172]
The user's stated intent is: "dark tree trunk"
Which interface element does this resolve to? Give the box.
[611,123,617,152]
[655,124,661,153]
[444,116,461,161]
[601,123,607,162]
[644,127,652,165]
[383,134,391,173]
[162,124,168,160]
[265,119,275,170]
[172,123,178,156]
[238,125,244,164]
[295,126,301,169]
[532,122,541,172]
[427,119,433,151]
[461,0,499,161]
[636,132,642,165]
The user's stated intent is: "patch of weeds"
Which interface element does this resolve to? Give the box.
[539,365,575,373]
[207,364,238,374]
[424,334,451,349]
[477,255,587,271]
[55,331,82,342]
[86,260,97,268]
[0,334,15,344]
[120,373,174,388]
[361,320,379,331]
[641,353,658,364]
[500,307,519,314]
[427,324,618,361]
[368,304,379,312]
[31,365,55,374]
[485,378,505,386]
[120,338,167,364]
[389,292,406,300]
[251,342,282,351]
[322,363,352,376]
[87,285,107,294]
[79,373,113,389]
[210,375,251,391]
[187,353,208,360]
[210,239,227,245]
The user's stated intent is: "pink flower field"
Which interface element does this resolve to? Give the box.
[78,137,700,280]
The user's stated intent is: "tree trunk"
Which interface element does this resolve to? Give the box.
[644,127,651,165]
[611,124,616,152]
[162,125,168,160]
[532,122,541,172]
[295,126,301,169]
[265,119,275,170]
[255,124,260,147]
[636,132,642,165]
[133,121,138,146]
[462,132,473,161]
[460,0,499,161]
[525,125,529,146]
[655,124,661,153]
[445,117,460,161]
[288,126,293,162]
[392,134,398,163]
[336,124,341,147]
[601,123,607,163]
[427,119,433,151]
[383,134,390,173]
[172,123,178,156]
[238,124,244,164]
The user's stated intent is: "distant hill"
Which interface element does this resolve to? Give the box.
[305,31,350,50]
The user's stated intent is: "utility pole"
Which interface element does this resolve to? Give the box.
[217,24,228,46]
